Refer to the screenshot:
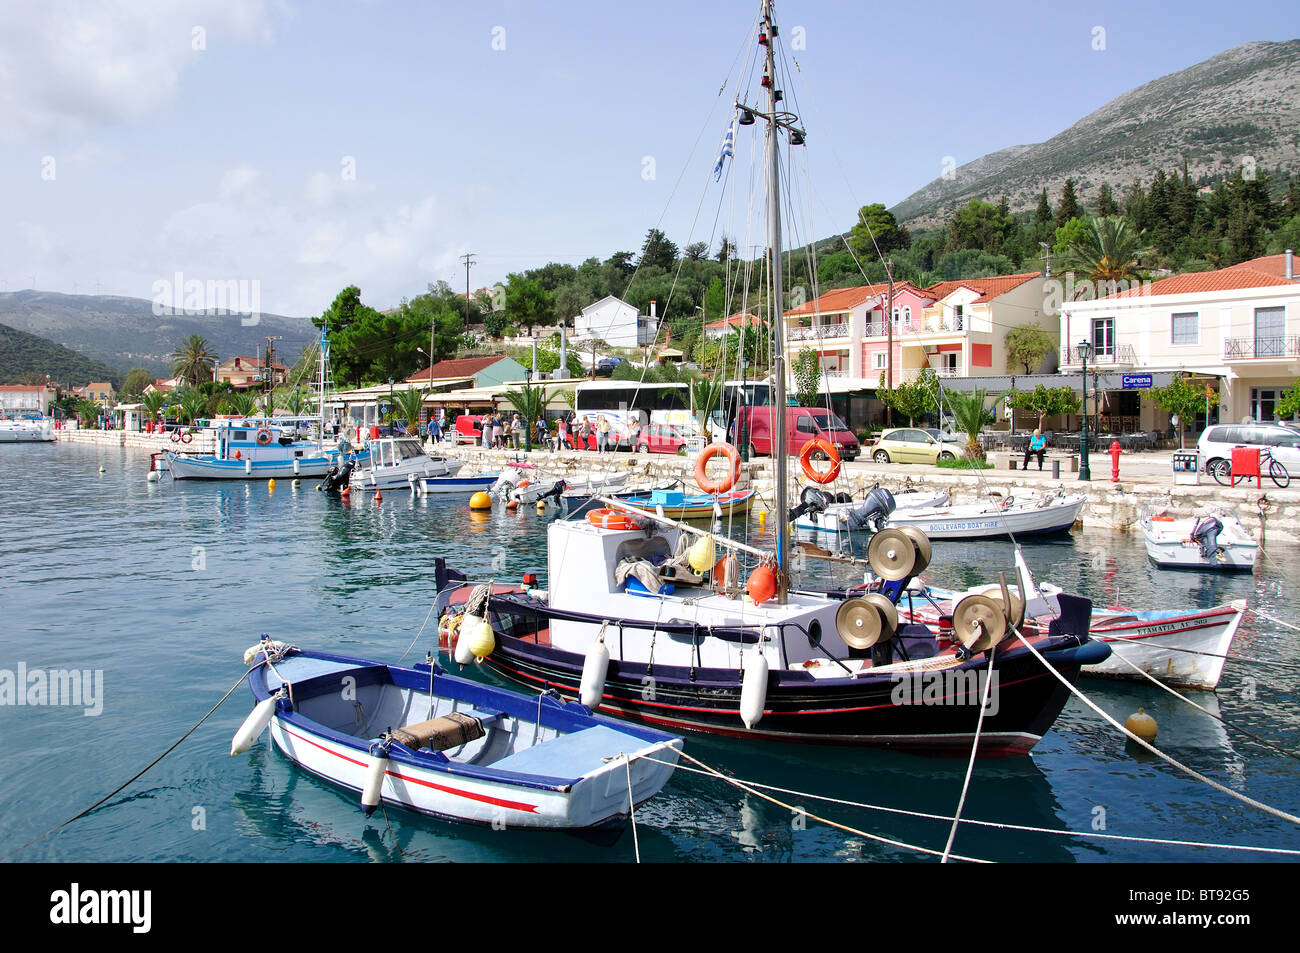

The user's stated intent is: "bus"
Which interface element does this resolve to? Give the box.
[571,378,773,442]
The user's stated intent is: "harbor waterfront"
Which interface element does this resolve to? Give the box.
[3,441,1299,862]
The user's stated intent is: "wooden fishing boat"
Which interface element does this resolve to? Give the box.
[233,642,682,830]
[614,487,756,520]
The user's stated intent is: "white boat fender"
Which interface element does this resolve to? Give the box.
[244,458,252,475]
[580,627,610,710]
[362,741,390,816]
[293,458,300,476]
[147,470,160,483]
[231,696,278,756]
[740,650,769,729]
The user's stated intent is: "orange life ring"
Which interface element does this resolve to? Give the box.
[694,443,741,494]
[586,508,642,531]
[256,428,273,446]
[799,438,841,484]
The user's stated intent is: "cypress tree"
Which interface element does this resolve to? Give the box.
[1097,182,1118,217]
[1055,179,1081,230]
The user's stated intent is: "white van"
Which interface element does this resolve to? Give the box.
[1197,422,1300,473]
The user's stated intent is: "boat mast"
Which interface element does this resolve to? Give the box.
[761,0,792,602]
[317,322,328,440]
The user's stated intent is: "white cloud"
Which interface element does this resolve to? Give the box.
[0,0,269,143]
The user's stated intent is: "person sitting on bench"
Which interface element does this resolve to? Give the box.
[1023,429,1047,470]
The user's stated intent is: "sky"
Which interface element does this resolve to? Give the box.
[1,0,1296,318]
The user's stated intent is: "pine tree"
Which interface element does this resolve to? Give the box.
[1035,189,1053,227]
[1096,182,1118,217]
[1055,179,1081,230]
[1124,179,1148,231]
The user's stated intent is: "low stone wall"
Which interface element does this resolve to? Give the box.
[55,429,217,453]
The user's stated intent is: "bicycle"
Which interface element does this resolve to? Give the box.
[1209,447,1290,489]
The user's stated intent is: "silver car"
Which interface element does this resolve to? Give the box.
[1197,422,1300,473]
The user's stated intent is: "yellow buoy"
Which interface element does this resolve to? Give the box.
[462,617,496,661]
[268,478,276,491]
[536,502,546,514]
[1125,707,1158,741]
[758,509,767,527]
[688,534,717,574]
[469,491,492,510]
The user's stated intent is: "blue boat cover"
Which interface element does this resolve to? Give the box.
[490,725,646,780]
[265,655,364,689]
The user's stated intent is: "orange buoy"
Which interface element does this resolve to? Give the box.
[695,442,741,494]
[746,563,777,604]
[374,488,382,503]
[585,508,642,530]
[340,486,351,501]
[714,554,740,595]
[506,499,519,511]
[798,438,842,484]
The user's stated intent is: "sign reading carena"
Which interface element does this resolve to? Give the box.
[1121,374,1153,389]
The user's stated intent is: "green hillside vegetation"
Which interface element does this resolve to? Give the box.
[0,322,125,388]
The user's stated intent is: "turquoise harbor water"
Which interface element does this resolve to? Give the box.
[2,441,1299,863]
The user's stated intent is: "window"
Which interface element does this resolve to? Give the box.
[1091,318,1115,358]
[902,306,912,326]
[1171,312,1198,345]
[796,416,817,434]
[872,352,887,370]
[1251,387,1284,422]
[1254,307,1286,357]
[952,305,964,331]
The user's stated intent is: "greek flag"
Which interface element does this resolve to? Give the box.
[713,114,736,181]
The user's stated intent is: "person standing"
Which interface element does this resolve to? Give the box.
[511,413,524,449]
[596,415,610,453]
[1022,428,1047,470]
[556,415,569,450]
[534,415,547,448]
[578,418,591,451]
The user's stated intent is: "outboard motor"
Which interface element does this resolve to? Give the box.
[1191,515,1225,561]
[537,480,566,505]
[790,487,835,521]
[321,460,354,492]
[846,486,896,532]
[320,463,341,491]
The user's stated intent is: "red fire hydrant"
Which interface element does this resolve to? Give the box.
[1109,440,1122,482]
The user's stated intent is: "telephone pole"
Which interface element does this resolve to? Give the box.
[460,253,476,330]
[885,258,895,427]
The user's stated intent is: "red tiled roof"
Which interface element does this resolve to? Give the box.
[924,272,1042,304]
[1106,267,1295,299]
[784,284,888,317]
[705,312,763,330]
[405,355,509,383]
[1223,254,1297,280]
[0,384,48,392]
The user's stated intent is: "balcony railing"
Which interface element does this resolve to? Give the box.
[1061,343,1136,366]
[901,366,960,381]
[787,322,849,342]
[1224,336,1300,359]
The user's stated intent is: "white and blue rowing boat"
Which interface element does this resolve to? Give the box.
[234,641,682,830]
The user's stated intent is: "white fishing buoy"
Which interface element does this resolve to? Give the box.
[579,633,610,710]
[740,649,769,729]
[361,746,389,816]
[455,614,495,665]
[147,471,160,483]
[230,697,277,756]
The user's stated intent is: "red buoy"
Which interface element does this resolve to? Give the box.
[746,564,776,605]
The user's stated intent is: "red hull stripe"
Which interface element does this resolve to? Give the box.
[487,657,1054,716]
[279,723,539,814]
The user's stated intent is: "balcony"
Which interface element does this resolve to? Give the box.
[900,318,966,335]
[1223,336,1300,360]
[787,322,849,342]
[1061,343,1136,366]
[901,365,960,381]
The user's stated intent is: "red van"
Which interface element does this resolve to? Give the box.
[737,406,860,461]
[452,414,487,444]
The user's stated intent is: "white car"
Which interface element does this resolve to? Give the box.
[1197,422,1300,474]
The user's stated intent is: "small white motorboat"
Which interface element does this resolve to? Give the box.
[0,415,55,443]
[1140,510,1258,571]
[793,485,950,533]
[234,641,682,831]
[349,435,462,491]
[886,490,1086,540]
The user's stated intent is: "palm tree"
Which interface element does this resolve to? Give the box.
[176,388,207,425]
[1063,216,1148,295]
[170,335,218,386]
[219,390,260,418]
[502,384,550,451]
[140,390,165,424]
[390,387,426,437]
[945,388,996,461]
[690,377,723,431]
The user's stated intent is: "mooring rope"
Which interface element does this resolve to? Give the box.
[1104,650,1300,762]
[2,663,261,861]
[624,756,641,864]
[671,749,992,863]
[941,642,997,863]
[1244,605,1300,635]
[1094,628,1300,670]
[637,754,1300,857]
[1012,628,1300,826]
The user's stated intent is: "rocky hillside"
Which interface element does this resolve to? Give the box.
[892,40,1300,228]
[0,323,126,388]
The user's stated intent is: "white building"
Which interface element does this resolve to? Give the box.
[1059,252,1299,428]
[0,384,55,415]
[573,295,659,348]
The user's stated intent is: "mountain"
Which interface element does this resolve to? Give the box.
[0,323,127,388]
[0,290,315,379]
[891,40,1300,228]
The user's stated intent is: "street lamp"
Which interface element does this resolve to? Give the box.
[1077,340,1092,481]
[386,378,394,433]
